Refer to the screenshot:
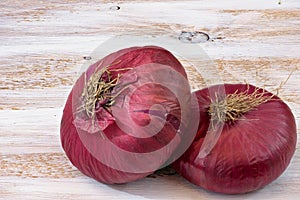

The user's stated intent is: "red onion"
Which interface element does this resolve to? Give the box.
[61,46,198,184]
[173,84,297,194]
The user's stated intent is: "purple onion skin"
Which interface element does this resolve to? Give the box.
[173,84,297,194]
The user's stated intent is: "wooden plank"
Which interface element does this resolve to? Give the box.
[0,0,299,199]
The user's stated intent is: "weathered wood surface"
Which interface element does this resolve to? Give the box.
[0,0,299,199]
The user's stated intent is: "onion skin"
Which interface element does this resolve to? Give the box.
[61,46,190,184]
[173,84,297,194]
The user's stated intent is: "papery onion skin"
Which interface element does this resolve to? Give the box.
[173,84,297,194]
[61,46,191,184]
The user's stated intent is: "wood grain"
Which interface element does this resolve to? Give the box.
[0,0,299,199]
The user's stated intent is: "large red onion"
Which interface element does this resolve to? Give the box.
[173,84,297,194]
[61,46,198,184]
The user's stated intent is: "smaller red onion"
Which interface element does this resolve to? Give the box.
[173,84,297,194]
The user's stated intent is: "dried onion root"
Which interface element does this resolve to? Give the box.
[77,61,132,118]
[208,85,274,123]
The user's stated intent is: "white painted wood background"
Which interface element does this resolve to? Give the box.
[0,0,299,199]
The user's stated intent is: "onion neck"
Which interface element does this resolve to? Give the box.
[81,67,119,119]
[208,87,273,122]
[77,60,132,119]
